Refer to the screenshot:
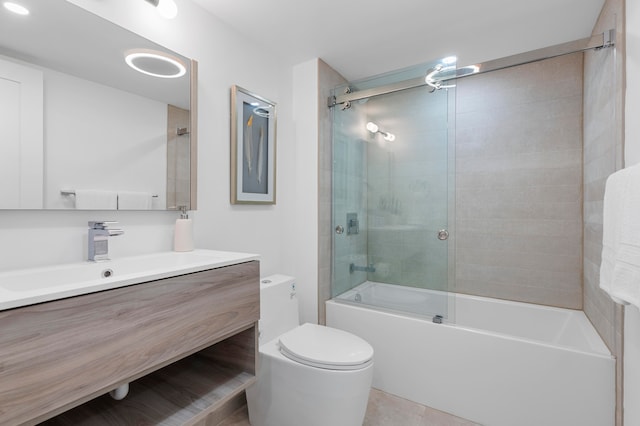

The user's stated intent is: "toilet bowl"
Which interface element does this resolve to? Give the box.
[246,275,374,426]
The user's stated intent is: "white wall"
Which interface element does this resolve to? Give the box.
[625,1,640,424]
[0,56,43,209]
[44,69,167,209]
[0,0,296,286]
[289,59,320,324]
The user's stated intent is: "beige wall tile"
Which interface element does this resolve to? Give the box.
[454,53,583,308]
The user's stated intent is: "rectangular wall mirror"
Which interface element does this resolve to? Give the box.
[0,0,197,210]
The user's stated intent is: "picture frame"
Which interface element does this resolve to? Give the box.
[230,85,277,204]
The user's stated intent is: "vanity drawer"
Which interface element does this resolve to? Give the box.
[0,260,259,426]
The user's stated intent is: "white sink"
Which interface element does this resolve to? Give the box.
[0,249,259,311]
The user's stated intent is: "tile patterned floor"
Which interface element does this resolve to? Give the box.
[217,388,482,426]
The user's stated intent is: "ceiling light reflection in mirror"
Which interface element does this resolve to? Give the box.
[125,49,187,79]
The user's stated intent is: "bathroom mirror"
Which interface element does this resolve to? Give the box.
[0,0,197,210]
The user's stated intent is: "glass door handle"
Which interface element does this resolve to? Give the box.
[437,229,449,240]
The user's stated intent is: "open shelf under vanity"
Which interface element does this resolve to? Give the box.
[42,326,256,426]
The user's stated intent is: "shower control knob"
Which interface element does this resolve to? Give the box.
[335,225,345,234]
[437,229,449,240]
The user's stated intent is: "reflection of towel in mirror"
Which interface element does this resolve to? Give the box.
[118,191,153,210]
[600,163,640,308]
[75,190,117,210]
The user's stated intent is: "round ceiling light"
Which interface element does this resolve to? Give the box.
[124,49,186,79]
[3,2,29,15]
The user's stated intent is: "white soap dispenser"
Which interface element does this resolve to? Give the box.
[174,206,194,252]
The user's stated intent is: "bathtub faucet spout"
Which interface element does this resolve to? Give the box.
[350,263,376,274]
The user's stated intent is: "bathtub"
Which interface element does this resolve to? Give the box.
[326,281,615,426]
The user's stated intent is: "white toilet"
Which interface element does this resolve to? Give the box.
[246,274,374,426]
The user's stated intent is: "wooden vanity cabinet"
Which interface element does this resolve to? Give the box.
[0,260,259,426]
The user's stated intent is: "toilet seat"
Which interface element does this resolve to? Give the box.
[278,323,374,371]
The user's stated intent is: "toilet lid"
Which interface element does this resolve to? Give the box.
[278,323,374,370]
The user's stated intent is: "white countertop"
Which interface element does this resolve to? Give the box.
[0,249,259,311]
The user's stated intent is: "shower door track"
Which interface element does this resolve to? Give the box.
[328,29,614,108]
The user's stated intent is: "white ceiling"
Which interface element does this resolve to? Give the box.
[191,0,606,81]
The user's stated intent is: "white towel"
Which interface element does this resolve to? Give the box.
[74,190,118,210]
[600,168,626,304]
[600,163,640,307]
[118,191,153,210]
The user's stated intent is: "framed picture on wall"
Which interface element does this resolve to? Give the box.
[230,85,277,204]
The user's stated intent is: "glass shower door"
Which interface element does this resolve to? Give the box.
[331,62,455,321]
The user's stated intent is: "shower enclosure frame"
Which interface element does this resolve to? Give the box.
[330,62,457,321]
[328,29,614,108]
[327,28,616,322]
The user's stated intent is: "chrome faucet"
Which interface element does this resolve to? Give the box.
[88,221,124,261]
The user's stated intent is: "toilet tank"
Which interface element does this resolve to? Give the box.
[259,274,299,345]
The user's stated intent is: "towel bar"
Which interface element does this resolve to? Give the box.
[60,190,159,198]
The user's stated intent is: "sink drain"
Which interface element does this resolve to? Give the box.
[102,268,114,278]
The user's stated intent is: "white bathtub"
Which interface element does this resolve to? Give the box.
[326,281,615,426]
